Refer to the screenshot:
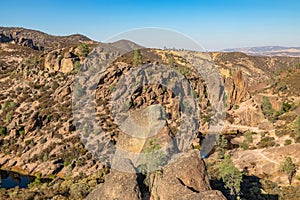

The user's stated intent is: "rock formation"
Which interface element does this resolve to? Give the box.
[86,150,226,200]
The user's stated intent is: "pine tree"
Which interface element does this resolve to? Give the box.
[261,96,274,121]
[77,43,89,57]
[133,49,142,67]
[279,157,297,184]
[219,156,243,197]
[217,135,228,159]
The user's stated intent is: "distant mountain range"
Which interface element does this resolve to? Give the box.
[222,46,300,57]
[2,27,300,58]
[0,27,142,53]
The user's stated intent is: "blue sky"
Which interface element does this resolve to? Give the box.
[1,0,299,50]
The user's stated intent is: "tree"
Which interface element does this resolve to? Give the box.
[73,61,80,73]
[280,102,292,113]
[261,96,274,121]
[217,135,228,159]
[279,157,297,185]
[77,43,89,57]
[133,49,142,67]
[219,156,243,197]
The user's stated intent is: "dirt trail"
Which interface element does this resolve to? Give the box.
[255,150,279,165]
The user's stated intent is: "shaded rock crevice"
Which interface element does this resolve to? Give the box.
[176,177,200,193]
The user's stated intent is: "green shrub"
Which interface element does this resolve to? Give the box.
[64,161,70,166]
[261,96,274,121]
[217,135,228,159]
[0,126,8,137]
[133,49,142,67]
[9,102,15,108]
[25,139,32,146]
[258,136,276,148]
[284,139,292,146]
[19,129,25,135]
[69,182,90,199]
[5,112,12,123]
[109,85,115,93]
[1,101,15,110]
[52,81,59,90]
[244,131,253,143]
[24,56,38,67]
[274,68,285,75]
[279,102,292,114]
[48,174,56,180]
[28,173,41,188]
[241,142,249,150]
[77,43,89,57]
[219,156,242,196]
[279,157,297,184]
[73,61,80,73]
[233,104,239,110]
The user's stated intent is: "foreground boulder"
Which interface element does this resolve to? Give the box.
[148,150,226,200]
[86,150,226,200]
[85,159,142,200]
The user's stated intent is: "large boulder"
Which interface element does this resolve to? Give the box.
[60,58,74,73]
[86,150,226,200]
[44,48,79,73]
[149,150,226,200]
[45,49,62,72]
[85,159,142,200]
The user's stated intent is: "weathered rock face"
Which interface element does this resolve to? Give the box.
[85,160,142,200]
[16,36,35,49]
[0,33,35,49]
[149,150,226,200]
[228,99,268,128]
[225,70,250,108]
[86,150,226,200]
[44,48,80,73]
[44,49,62,71]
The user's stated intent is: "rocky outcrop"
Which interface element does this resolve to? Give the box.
[149,150,226,200]
[86,150,226,200]
[14,36,36,49]
[85,160,142,200]
[225,70,250,108]
[0,26,97,51]
[0,32,39,50]
[44,48,80,73]
[227,99,269,128]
